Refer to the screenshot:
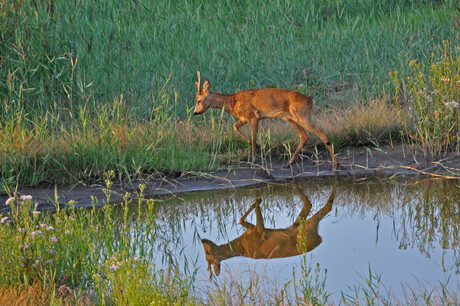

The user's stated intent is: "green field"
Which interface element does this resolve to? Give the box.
[1,0,458,188]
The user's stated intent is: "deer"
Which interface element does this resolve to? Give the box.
[193,71,338,170]
[201,180,338,278]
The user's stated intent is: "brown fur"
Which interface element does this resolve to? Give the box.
[193,71,338,170]
[201,181,337,278]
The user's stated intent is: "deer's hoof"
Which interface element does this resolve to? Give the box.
[333,162,341,171]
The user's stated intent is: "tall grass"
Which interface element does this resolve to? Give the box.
[0,96,403,188]
[0,94,243,187]
[391,41,459,156]
[0,0,458,188]
[1,0,456,115]
[0,175,195,304]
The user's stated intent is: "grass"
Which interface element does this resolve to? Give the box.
[0,1,458,188]
[390,41,460,157]
[0,96,403,188]
[2,0,455,111]
[0,175,196,305]
[1,3,458,303]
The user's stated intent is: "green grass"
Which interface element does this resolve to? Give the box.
[0,0,458,188]
[391,41,460,157]
[0,177,195,304]
[1,0,456,112]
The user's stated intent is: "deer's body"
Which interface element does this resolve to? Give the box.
[207,89,310,122]
[193,72,338,170]
[201,183,337,277]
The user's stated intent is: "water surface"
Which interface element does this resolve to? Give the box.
[143,177,459,301]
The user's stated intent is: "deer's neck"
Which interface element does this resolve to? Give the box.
[215,240,243,260]
[209,92,235,114]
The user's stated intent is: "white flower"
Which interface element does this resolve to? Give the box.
[444,101,460,109]
[50,236,58,243]
[109,263,120,271]
[1,216,9,223]
[20,195,32,201]
[30,230,43,238]
[20,243,30,250]
[5,197,15,205]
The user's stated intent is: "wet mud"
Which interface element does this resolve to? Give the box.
[1,145,459,211]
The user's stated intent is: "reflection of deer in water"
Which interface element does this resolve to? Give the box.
[201,182,337,277]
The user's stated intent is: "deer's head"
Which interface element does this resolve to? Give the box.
[201,239,221,278]
[194,71,211,115]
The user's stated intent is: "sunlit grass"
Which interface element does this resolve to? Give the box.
[391,41,460,157]
[0,0,458,188]
[0,173,195,304]
[1,0,455,112]
[0,98,403,188]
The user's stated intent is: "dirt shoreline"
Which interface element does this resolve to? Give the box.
[1,145,459,212]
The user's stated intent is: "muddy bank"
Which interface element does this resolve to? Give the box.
[1,145,459,211]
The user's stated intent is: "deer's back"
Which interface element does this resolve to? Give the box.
[238,228,299,258]
[232,88,313,120]
[237,226,322,259]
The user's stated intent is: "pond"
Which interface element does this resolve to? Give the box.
[135,176,459,302]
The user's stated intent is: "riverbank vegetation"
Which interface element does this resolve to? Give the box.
[0,179,195,305]
[1,0,458,189]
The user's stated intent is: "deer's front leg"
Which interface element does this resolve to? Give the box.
[233,120,250,143]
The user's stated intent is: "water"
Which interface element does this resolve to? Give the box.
[142,177,459,301]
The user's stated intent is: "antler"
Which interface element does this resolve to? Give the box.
[195,71,201,93]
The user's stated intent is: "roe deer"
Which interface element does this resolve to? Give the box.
[193,71,338,170]
[201,181,337,277]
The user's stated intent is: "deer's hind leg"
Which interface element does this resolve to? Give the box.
[298,116,338,171]
[286,119,309,166]
[239,198,262,229]
[293,185,313,226]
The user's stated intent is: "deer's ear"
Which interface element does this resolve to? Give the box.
[202,79,210,93]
